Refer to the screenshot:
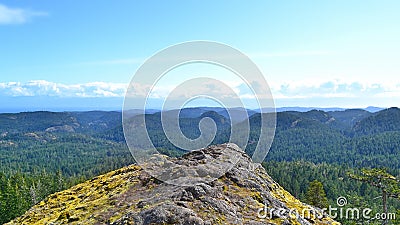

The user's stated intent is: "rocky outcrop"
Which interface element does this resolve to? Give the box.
[7,143,339,225]
[45,124,78,133]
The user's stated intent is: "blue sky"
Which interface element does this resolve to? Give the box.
[0,0,399,111]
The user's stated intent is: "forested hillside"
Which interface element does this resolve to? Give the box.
[1,108,399,224]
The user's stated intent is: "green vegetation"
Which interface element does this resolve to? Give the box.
[0,170,81,224]
[348,168,400,224]
[0,108,399,224]
[305,180,329,209]
[263,161,400,225]
[0,112,134,223]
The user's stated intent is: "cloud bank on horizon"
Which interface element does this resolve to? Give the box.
[0,79,399,108]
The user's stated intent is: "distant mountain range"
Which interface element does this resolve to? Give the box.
[0,107,393,138]
[0,107,397,137]
[275,106,384,113]
[0,96,386,113]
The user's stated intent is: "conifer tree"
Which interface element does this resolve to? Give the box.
[348,168,400,225]
[305,180,329,209]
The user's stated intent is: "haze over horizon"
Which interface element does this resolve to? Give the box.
[0,96,388,113]
[1,1,399,111]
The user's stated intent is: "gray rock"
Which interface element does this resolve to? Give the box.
[110,143,337,225]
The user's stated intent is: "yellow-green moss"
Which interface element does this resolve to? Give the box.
[7,163,339,225]
[6,165,142,225]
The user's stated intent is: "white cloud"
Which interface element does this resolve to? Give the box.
[0,80,127,97]
[1,79,399,108]
[125,82,152,98]
[166,79,238,99]
[271,78,400,99]
[0,4,47,25]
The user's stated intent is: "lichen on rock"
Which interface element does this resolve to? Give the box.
[7,143,340,225]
